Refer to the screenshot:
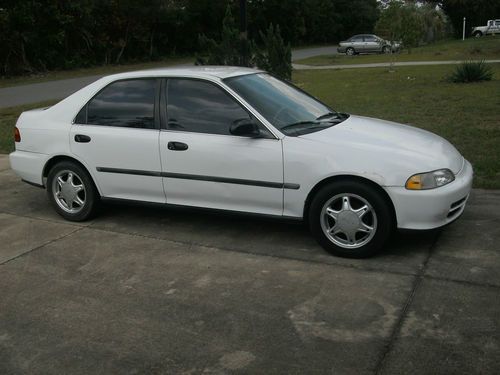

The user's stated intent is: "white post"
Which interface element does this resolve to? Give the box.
[463,17,466,40]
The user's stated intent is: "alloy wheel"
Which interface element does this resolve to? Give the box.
[52,169,86,214]
[320,193,377,249]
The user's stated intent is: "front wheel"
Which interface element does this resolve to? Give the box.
[473,31,483,38]
[309,180,394,258]
[47,161,99,221]
[382,46,390,54]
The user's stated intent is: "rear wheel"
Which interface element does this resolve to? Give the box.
[309,180,394,258]
[47,161,99,221]
[346,47,355,56]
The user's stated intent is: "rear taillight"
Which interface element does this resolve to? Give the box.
[14,127,21,142]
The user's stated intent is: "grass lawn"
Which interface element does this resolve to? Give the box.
[1,64,499,189]
[293,64,500,189]
[295,36,500,66]
[0,57,191,89]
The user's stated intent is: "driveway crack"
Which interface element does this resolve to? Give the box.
[373,230,441,374]
[0,226,85,266]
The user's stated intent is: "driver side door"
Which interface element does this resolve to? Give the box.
[159,78,285,216]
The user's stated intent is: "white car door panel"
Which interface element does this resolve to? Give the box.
[70,126,164,202]
[160,132,284,215]
[160,78,285,215]
[70,78,165,203]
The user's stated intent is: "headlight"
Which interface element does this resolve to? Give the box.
[405,169,455,190]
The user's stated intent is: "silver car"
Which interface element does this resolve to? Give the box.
[337,34,400,55]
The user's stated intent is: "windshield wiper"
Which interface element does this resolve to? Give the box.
[280,120,320,131]
[316,111,339,121]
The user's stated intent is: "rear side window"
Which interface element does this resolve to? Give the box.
[76,79,157,129]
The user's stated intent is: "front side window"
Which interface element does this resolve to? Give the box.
[77,79,156,129]
[166,78,259,136]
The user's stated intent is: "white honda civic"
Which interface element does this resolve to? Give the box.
[10,67,473,258]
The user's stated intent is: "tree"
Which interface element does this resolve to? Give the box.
[375,1,425,52]
[426,0,500,37]
[254,24,292,80]
[196,5,252,66]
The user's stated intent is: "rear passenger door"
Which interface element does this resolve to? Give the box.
[350,36,365,52]
[71,78,165,203]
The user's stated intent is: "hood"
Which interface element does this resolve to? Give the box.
[301,115,464,175]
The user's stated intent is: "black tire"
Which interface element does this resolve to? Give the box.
[382,45,390,54]
[473,31,483,38]
[346,47,355,56]
[46,161,99,221]
[308,180,394,258]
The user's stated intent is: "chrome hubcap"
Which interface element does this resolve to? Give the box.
[52,170,86,214]
[321,193,377,249]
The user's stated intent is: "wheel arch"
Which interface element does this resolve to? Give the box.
[303,174,397,226]
[42,154,102,195]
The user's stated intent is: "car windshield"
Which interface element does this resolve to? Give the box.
[224,73,348,136]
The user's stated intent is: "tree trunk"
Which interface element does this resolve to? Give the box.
[116,21,130,64]
[149,29,155,60]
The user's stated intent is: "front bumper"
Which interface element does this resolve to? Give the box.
[385,159,473,230]
[337,46,346,53]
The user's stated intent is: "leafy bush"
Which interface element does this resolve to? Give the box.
[196,8,292,81]
[447,60,493,83]
[254,24,292,81]
[196,6,252,67]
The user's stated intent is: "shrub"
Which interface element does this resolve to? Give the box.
[196,6,252,67]
[196,8,292,81]
[446,60,493,83]
[254,24,292,81]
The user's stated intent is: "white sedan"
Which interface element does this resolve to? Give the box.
[10,67,473,258]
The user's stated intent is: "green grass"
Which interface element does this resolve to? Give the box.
[0,57,191,89]
[294,37,500,66]
[293,64,500,189]
[2,64,499,189]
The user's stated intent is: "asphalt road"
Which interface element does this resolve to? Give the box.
[1,154,500,374]
[2,40,499,109]
[0,46,339,109]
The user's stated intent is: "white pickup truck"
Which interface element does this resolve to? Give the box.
[472,19,500,37]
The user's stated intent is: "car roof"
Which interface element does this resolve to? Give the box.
[104,66,262,81]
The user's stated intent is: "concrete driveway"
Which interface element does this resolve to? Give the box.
[1,154,499,374]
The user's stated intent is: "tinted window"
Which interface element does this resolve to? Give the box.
[83,79,156,129]
[167,79,254,135]
[364,36,377,42]
[350,36,364,42]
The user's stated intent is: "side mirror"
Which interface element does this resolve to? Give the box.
[230,119,262,138]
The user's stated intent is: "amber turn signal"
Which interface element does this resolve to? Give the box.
[405,175,422,190]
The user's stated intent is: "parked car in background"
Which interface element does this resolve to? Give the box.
[337,34,401,55]
[10,67,472,258]
[472,19,500,37]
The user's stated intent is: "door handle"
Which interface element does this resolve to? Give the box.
[75,134,91,143]
[167,141,188,151]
